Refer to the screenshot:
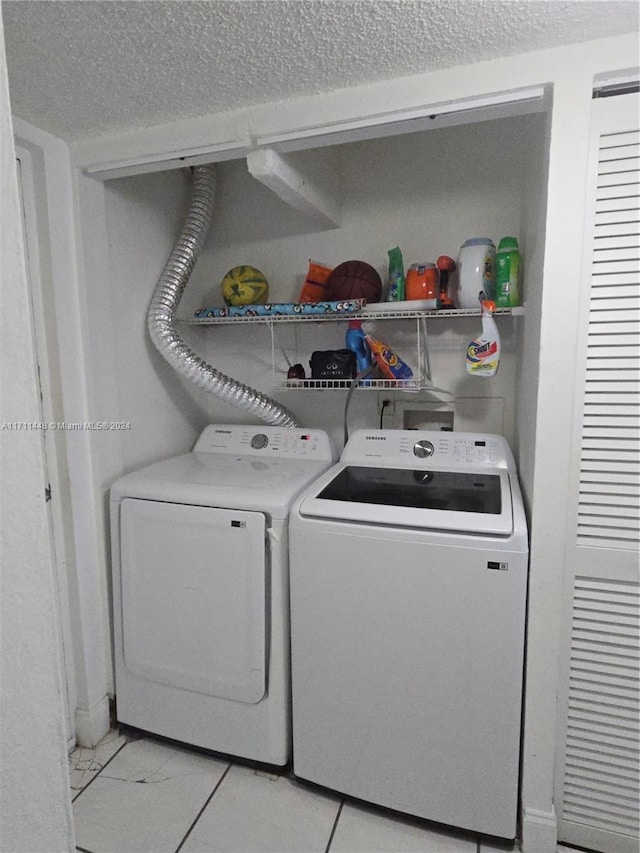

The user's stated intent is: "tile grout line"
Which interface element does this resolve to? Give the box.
[174,761,233,853]
[71,737,129,803]
[324,797,345,853]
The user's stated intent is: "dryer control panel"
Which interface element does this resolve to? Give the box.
[341,429,513,471]
[194,424,336,461]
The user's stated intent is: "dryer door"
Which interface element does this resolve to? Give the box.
[120,498,266,704]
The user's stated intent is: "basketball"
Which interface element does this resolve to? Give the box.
[221,266,269,306]
[325,260,383,303]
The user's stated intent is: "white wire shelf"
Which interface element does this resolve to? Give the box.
[185,306,524,325]
[276,378,422,391]
[183,305,524,393]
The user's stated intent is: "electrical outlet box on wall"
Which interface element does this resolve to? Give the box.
[404,408,455,431]
[379,394,505,435]
[378,395,456,431]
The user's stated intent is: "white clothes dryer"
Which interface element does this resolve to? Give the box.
[289,429,528,838]
[110,424,336,766]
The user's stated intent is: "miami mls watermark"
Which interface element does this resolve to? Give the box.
[2,421,132,431]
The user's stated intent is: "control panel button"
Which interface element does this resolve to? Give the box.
[413,440,434,459]
[250,433,269,450]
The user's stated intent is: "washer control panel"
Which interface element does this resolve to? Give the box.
[342,429,511,470]
[194,425,336,461]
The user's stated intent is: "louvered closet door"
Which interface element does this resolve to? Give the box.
[555,91,639,853]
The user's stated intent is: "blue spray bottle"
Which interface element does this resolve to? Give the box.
[346,320,372,379]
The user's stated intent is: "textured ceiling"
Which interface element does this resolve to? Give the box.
[3,0,639,142]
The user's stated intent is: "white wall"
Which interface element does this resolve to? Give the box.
[182,114,538,448]
[514,109,550,507]
[99,115,538,454]
[193,117,533,300]
[104,169,210,472]
[518,67,602,853]
[0,11,74,850]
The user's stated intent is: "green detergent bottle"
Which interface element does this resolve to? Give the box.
[495,237,521,308]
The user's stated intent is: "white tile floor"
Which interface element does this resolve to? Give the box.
[70,731,521,853]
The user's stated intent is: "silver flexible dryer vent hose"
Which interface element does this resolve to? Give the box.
[147,164,299,428]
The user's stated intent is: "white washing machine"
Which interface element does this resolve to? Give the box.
[289,429,529,838]
[110,424,336,766]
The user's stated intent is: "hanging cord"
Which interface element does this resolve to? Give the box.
[343,365,377,447]
[379,398,391,428]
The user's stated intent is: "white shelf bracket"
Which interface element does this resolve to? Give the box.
[246,148,341,228]
[419,316,433,384]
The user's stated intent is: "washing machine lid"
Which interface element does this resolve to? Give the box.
[299,463,515,536]
[298,429,519,536]
[110,425,336,517]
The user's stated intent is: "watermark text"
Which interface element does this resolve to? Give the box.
[2,421,132,431]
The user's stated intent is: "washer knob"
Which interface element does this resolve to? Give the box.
[251,433,269,450]
[413,440,434,458]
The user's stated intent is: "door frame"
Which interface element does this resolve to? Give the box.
[15,147,77,748]
[13,119,112,748]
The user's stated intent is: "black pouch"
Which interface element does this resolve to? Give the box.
[309,349,357,384]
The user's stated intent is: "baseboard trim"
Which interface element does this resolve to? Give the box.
[75,695,111,747]
[521,806,557,853]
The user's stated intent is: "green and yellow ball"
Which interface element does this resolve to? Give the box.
[221,265,269,306]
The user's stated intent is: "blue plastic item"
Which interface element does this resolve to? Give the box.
[345,320,372,375]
